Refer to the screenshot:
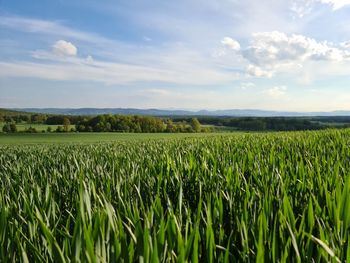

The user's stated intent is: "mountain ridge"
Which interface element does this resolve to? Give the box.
[10,108,350,117]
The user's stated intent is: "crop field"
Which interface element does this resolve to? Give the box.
[0,132,225,145]
[1,129,350,262]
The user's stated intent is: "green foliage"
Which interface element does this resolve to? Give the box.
[190,118,201,132]
[2,123,17,133]
[31,114,47,124]
[0,109,34,123]
[1,129,350,262]
[24,127,38,133]
[187,117,330,131]
[56,126,64,133]
[76,115,201,133]
[63,117,70,132]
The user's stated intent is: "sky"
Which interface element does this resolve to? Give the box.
[1,0,350,111]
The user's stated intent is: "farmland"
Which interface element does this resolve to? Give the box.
[0,132,224,145]
[1,129,350,262]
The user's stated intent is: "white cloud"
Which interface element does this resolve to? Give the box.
[319,0,350,10]
[341,41,350,49]
[221,37,240,51]
[52,40,77,56]
[290,0,350,17]
[290,0,316,17]
[264,86,287,98]
[244,31,345,64]
[246,64,274,78]
[237,31,350,77]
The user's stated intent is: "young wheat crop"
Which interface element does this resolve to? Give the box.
[1,129,350,262]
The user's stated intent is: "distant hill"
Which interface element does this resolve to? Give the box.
[11,108,350,117]
[0,108,32,116]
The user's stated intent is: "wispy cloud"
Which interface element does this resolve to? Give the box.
[0,15,240,85]
[318,0,350,10]
[290,0,350,17]
[0,56,238,86]
[264,86,288,98]
[240,82,256,90]
[0,15,109,44]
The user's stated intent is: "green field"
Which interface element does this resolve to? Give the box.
[0,122,75,132]
[1,129,350,262]
[0,132,225,144]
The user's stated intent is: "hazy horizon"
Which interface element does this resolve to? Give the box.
[1,0,350,111]
[9,107,350,115]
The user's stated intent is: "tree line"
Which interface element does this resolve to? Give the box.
[1,113,205,133]
[75,115,203,133]
[2,109,350,133]
[174,116,345,131]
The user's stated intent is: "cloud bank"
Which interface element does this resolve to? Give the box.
[224,31,350,77]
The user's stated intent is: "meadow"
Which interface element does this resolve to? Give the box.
[1,129,350,262]
[0,122,73,133]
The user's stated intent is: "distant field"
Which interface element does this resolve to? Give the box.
[0,122,75,132]
[0,132,229,144]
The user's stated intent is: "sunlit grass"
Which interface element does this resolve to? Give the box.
[1,129,350,262]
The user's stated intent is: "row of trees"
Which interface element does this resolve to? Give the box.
[1,115,203,133]
[23,126,73,133]
[0,112,204,133]
[1,123,72,133]
[0,113,46,124]
[0,113,84,125]
[75,115,203,133]
[182,117,327,131]
[5,110,347,132]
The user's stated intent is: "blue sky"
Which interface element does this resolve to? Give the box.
[1,0,350,111]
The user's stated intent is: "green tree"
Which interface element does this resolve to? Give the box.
[165,119,177,133]
[2,123,17,133]
[56,126,64,133]
[2,124,10,133]
[32,114,47,124]
[10,123,17,133]
[190,118,201,132]
[63,117,71,132]
[25,127,37,133]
